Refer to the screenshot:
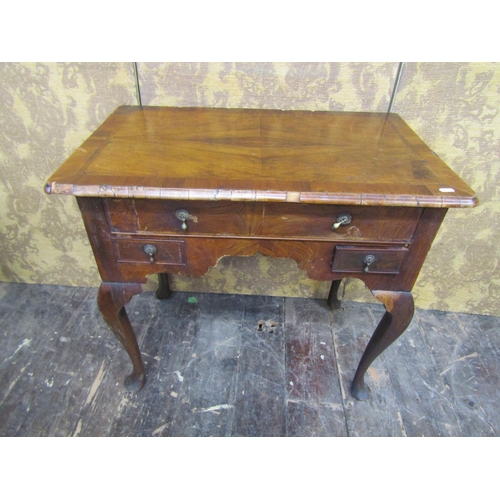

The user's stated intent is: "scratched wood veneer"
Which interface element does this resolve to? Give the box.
[45,106,477,402]
[46,106,476,207]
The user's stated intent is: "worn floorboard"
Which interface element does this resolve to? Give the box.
[0,282,499,437]
[332,301,408,437]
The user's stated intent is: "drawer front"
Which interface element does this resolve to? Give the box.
[114,238,186,265]
[106,199,262,236]
[106,199,421,243]
[331,246,408,274]
[262,204,422,242]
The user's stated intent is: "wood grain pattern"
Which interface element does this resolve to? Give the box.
[105,198,422,242]
[46,106,477,208]
[3,282,499,436]
[45,106,477,400]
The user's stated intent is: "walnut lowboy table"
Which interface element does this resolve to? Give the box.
[45,106,477,400]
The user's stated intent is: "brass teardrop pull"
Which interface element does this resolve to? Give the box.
[175,209,190,231]
[143,244,157,263]
[363,254,376,272]
[332,213,352,230]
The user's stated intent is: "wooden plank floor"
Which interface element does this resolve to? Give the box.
[1,281,499,437]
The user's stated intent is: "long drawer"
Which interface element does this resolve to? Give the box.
[105,199,422,243]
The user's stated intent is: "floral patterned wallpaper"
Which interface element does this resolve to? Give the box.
[393,63,500,315]
[0,62,137,286]
[137,62,397,111]
[0,62,498,316]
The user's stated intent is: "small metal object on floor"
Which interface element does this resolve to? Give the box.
[0,282,498,437]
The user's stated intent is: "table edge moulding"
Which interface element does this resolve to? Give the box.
[44,105,478,401]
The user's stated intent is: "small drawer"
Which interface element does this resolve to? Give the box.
[331,246,408,274]
[114,238,186,265]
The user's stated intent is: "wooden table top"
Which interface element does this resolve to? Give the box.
[45,106,477,208]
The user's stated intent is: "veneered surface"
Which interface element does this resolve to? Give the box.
[46,106,477,208]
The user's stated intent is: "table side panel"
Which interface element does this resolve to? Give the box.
[77,197,124,282]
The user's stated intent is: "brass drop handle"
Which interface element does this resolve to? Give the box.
[363,255,376,272]
[175,209,190,231]
[143,244,157,263]
[332,213,352,230]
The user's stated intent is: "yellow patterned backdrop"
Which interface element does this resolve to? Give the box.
[394,63,500,314]
[1,62,498,316]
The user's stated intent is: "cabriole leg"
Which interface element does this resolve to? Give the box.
[351,291,414,401]
[155,273,171,300]
[97,282,145,391]
[327,279,343,310]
